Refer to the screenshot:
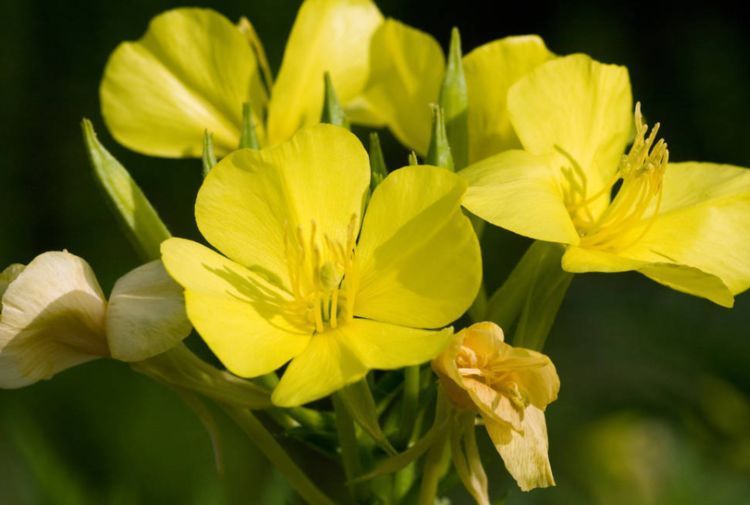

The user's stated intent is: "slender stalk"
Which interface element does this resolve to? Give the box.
[223,406,337,505]
[397,366,421,447]
[417,430,450,505]
[333,393,362,501]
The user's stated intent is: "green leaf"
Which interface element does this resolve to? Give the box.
[425,105,454,170]
[338,379,397,456]
[439,27,468,169]
[356,391,451,482]
[223,407,338,505]
[81,118,170,262]
[132,344,271,409]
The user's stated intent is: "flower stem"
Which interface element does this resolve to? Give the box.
[223,406,337,505]
[333,393,362,501]
[485,240,573,351]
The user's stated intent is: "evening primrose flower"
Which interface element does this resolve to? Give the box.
[160,124,481,407]
[461,54,750,307]
[100,0,384,156]
[0,252,191,388]
[353,28,555,156]
[433,321,559,492]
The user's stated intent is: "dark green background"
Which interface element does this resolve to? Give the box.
[1,1,749,503]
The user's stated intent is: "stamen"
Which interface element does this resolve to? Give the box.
[282,215,359,333]
[573,102,669,251]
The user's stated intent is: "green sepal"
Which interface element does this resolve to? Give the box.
[485,240,573,351]
[240,102,261,149]
[202,130,217,178]
[368,132,388,191]
[425,105,455,171]
[81,118,170,262]
[320,72,350,129]
[439,27,469,169]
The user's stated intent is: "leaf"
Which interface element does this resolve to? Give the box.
[338,379,397,456]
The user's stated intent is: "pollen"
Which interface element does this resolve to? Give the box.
[283,215,358,333]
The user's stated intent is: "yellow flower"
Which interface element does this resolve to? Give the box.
[100,1,384,156]
[160,124,482,407]
[461,54,750,307]
[352,28,556,157]
[0,252,191,388]
[433,321,559,492]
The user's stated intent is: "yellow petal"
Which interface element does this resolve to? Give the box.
[106,260,192,362]
[507,54,632,209]
[562,246,645,273]
[639,264,734,308]
[623,162,750,300]
[0,251,108,388]
[266,0,383,144]
[484,406,555,491]
[500,347,560,411]
[343,318,453,369]
[461,150,580,244]
[354,19,445,153]
[563,240,734,307]
[463,36,554,163]
[196,125,370,289]
[468,378,524,431]
[271,331,367,407]
[160,238,311,377]
[100,8,266,157]
[354,165,481,328]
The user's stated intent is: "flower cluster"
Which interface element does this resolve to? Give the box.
[3,1,750,503]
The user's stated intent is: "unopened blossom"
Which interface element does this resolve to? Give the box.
[0,252,190,388]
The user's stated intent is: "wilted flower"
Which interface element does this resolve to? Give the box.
[433,321,559,491]
[161,124,481,407]
[0,251,191,388]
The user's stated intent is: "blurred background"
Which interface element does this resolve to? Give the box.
[1,1,749,503]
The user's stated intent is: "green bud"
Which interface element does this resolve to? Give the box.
[240,102,261,149]
[425,104,455,170]
[202,129,217,178]
[81,119,170,262]
[439,27,469,169]
[368,132,388,190]
[320,72,350,129]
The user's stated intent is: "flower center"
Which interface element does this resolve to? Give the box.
[456,346,529,410]
[284,215,358,333]
[564,103,669,251]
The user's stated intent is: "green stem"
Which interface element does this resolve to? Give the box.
[417,430,450,505]
[484,241,574,351]
[397,366,421,447]
[333,393,362,501]
[223,406,337,505]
